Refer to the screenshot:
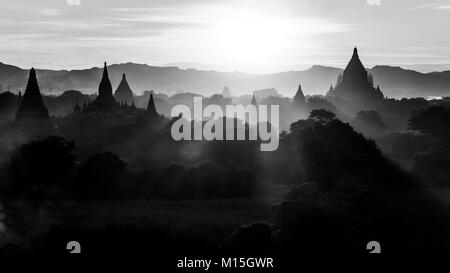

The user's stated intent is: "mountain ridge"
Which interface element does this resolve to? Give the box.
[1,61,450,98]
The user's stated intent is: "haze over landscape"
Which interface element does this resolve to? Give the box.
[2,60,450,98]
[3,0,450,261]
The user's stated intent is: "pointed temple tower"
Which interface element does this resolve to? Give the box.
[114,73,134,105]
[15,68,49,122]
[293,84,307,108]
[293,83,308,117]
[96,62,115,104]
[327,47,384,102]
[251,93,258,106]
[84,62,117,112]
[326,47,384,111]
[146,93,158,117]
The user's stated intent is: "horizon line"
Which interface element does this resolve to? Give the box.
[2,60,450,75]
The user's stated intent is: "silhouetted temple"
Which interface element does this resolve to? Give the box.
[251,93,258,106]
[146,93,158,117]
[293,84,306,108]
[97,62,115,103]
[114,73,134,105]
[83,62,117,113]
[327,47,384,110]
[15,68,49,122]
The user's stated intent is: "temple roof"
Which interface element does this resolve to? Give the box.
[344,47,366,75]
[147,93,158,117]
[97,62,114,102]
[294,84,306,106]
[327,47,385,104]
[115,74,133,95]
[15,68,49,121]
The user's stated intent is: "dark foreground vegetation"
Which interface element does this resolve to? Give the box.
[1,106,450,262]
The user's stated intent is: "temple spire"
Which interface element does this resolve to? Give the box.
[96,61,114,103]
[103,62,108,77]
[294,84,306,107]
[147,93,158,117]
[326,47,385,105]
[251,93,258,106]
[15,68,49,121]
[114,73,134,105]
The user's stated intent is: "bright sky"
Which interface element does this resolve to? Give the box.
[2,0,450,73]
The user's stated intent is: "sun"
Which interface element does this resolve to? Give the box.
[215,14,288,70]
[201,8,331,72]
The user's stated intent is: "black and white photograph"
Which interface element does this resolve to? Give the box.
[0,0,450,269]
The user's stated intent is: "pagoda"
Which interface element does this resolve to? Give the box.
[146,93,158,117]
[293,84,307,108]
[327,47,384,110]
[83,62,117,112]
[114,73,134,105]
[15,68,49,122]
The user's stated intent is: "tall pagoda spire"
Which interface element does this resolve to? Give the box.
[344,46,365,75]
[15,68,49,122]
[97,62,114,103]
[146,93,158,117]
[103,62,108,76]
[251,93,258,106]
[83,61,117,113]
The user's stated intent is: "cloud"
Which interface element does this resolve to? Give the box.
[66,0,81,6]
[436,5,450,10]
[366,0,381,6]
[2,0,450,73]
[39,8,63,16]
[404,3,439,12]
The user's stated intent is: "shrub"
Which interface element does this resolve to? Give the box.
[5,136,76,201]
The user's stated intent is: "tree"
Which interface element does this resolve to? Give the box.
[408,106,450,185]
[408,106,450,141]
[75,152,127,200]
[307,96,336,113]
[6,136,76,200]
[290,111,406,188]
[308,109,336,124]
[351,110,386,135]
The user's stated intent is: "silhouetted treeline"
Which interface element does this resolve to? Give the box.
[0,136,257,204]
[407,105,450,185]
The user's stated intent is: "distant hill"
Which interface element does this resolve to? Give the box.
[1,61,450,98]
[369,66,450,98]
[0,62,342,97]
[43,90,91,116]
